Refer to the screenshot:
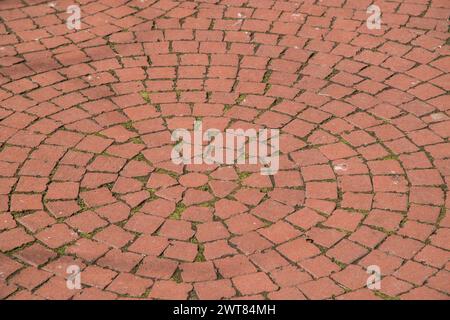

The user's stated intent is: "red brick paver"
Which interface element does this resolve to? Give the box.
[0,0,449,300]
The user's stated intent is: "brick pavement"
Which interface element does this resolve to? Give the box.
[0,0,449,300]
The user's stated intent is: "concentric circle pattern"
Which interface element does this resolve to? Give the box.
[0,0,449,300]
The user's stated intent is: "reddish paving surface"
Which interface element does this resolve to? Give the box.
[0,0,449,300]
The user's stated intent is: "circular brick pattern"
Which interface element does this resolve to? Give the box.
[0,1,449,300]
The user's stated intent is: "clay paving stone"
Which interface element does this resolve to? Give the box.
[60,150,93,166]
[0,228,34,252]
[111,176,142,194]
[52,165,85,182]
[0,283,18,300]
[34,276,77,300]
[181,206,213,223]
[194,279,236,300]
[430,228,450,251]
[195,221,230,243]
[121,160,153,178]
[400,286,448,300]
[0,195,9,212]
[35,223,78,249]
[179,172,208,188]
[427,270,450,294]
[338,175,372,192]
[80,187,116,208]
[306,181,337,200]
[412,186,445,205]
[397,221,434,242]
[358,249,405,276]
[73,287,117,300]
[137,256,178,280]
[81,265,118,289]
[146,172,177,189]
[128,235,169,256]
[124,212,164,234]
[268,188,305,207]
[250,250,290,273]
[0,146,30,163]
[45,200,81,218]
[97,248,143,273]
[0,212,16,230]
[100,125,137,143]
[225,213,265,235]
[233,188,265,206]
[273,170,303,187]
[286,208,326,231]
[141,198,175,218]
[17,211,55,233]
[94,225,135,249]
[348,225,386,249]
[378,276,413,297]
[214,255,257,279]
[379,235,424,260]
[75,135,113,153]
[203,240,237,261]
[7,289,46,300]
[182,189,213,206]
[107,273,153,297]
[0,253,23,280]
[65,211,107,234]
[95,201,131,223]
[232,272,278,295]
[407,204,441,224]
[158,219,194,241]
[326,239,369,264]
[208,180,238,198]
[298,255,341,279]
[270,265,312,287]
[45,182,80,200]
[297,277,345,300]
[277,238,321,262]
[13,243,56,268]
[268,287,307,300]
[120,190,151,208]
[341,192,373,211]
[306,227,346,248]
[0,178,16,194]
[393,260,437,286]
[364,209,403,232]
[10,194,43,212]
[306,200,336,216]
[242,173,272,188]
[214,199,248,219]
[163,240,198,262]
[10,267,52,291]
[230,231,273,255]
[251,199,294,222]
[257,221,301,244]
[323,209,363,232]
[414,245,450,269]
[106,142,146,159]
[180,261,217,282]
[373,192,408,212]
[87,155,126,173]
[149,280,192,300]
[67,238,109,262]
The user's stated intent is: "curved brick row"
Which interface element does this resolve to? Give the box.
[0,0,449,300]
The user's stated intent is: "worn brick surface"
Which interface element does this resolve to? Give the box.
[0,0,449,301]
